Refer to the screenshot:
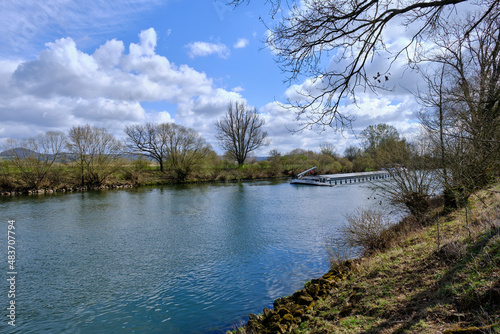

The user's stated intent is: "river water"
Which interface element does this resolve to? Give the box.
[0,180,386,333]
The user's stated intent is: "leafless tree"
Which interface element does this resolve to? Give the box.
[124,123,169,171]
[418,15,500,206]
[162,123,214,180]
[67,125,124,187]
[320,142,337,158]
[4,131,66,189]
[373,137,440,219]
[417,65,450,183]
[215,102,269,166]
[229,0,499,130]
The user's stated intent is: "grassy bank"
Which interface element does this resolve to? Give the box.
[234,183,500,333]
[0,160,287,195]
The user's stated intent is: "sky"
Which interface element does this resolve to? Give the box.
[0,0,428,156]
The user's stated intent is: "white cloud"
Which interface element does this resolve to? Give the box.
[93,39,125,69]
[10,28,214,103]
[0,0,164,57]
[232,86,245,93]
[233,38,249,49]
[185,41,231,59]
[129,28,158,57]
[0,28,238,145]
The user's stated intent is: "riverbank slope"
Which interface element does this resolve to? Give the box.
[233,183,500,333]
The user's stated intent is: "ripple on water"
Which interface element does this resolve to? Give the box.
[0,181,392,333]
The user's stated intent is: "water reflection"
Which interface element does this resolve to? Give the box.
[0,181,389,333]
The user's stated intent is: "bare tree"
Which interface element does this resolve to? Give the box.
[417,65,450,181]
[229,0,499,129]
[124,123,169,171]
[320,142,337,158]
[67,125,124,187]
[162,123,214,180]
[417,64,459,209]
[4,131,66,189]
[215,102,269,166]
[372,137,439,219]
[418,15,500,206]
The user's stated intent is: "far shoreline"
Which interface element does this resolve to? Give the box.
[0,176,290,197]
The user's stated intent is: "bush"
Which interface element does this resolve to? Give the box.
[0,161,17,191]
[341,208,395,254]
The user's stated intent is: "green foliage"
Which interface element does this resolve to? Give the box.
[360,124,400,157]
[0,160,16,191]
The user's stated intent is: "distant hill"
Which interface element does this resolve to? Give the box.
[0,148,41,159]
[0,148,74,163]
[0,149,269,163]
[0,149,149,162]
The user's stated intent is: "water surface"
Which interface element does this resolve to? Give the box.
[0,180,385,333]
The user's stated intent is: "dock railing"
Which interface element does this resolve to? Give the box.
[318,171,392,186]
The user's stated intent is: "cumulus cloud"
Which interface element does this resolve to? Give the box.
[233,38,249,49]
[185,41,231,59]
[0,28,241,146]
[93,39,125,69]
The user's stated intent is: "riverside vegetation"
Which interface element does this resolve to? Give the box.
[0,145,371,195]
[0,123,398,195]
[231,183,500,334]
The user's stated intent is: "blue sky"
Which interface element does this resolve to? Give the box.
[0,0,426,156]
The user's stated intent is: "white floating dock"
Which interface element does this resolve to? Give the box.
[291,170,391,186]
[321,171,391,185]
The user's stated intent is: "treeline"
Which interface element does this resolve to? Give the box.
[0,119,407,193]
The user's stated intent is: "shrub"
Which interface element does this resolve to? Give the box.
[340,208,395,254]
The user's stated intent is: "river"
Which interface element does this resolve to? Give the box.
[0,180,387,333]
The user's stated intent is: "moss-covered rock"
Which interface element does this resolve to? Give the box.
[234,260,357,333]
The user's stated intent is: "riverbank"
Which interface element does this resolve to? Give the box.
[232,183,500,333]
[0,172,288,196]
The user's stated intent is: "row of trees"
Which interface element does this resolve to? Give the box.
[124,101,270,175]
[3,126,125,189]
[0,119,409,192]
[0,101,273,190]
[1,123,216,189]
[228,0,499,217]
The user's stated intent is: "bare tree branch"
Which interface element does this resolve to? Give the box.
[67,125,123,187]
[231,0,499,130]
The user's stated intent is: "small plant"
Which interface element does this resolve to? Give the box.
[340,208,395,254]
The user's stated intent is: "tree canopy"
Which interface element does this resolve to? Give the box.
[360,123,400,155]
